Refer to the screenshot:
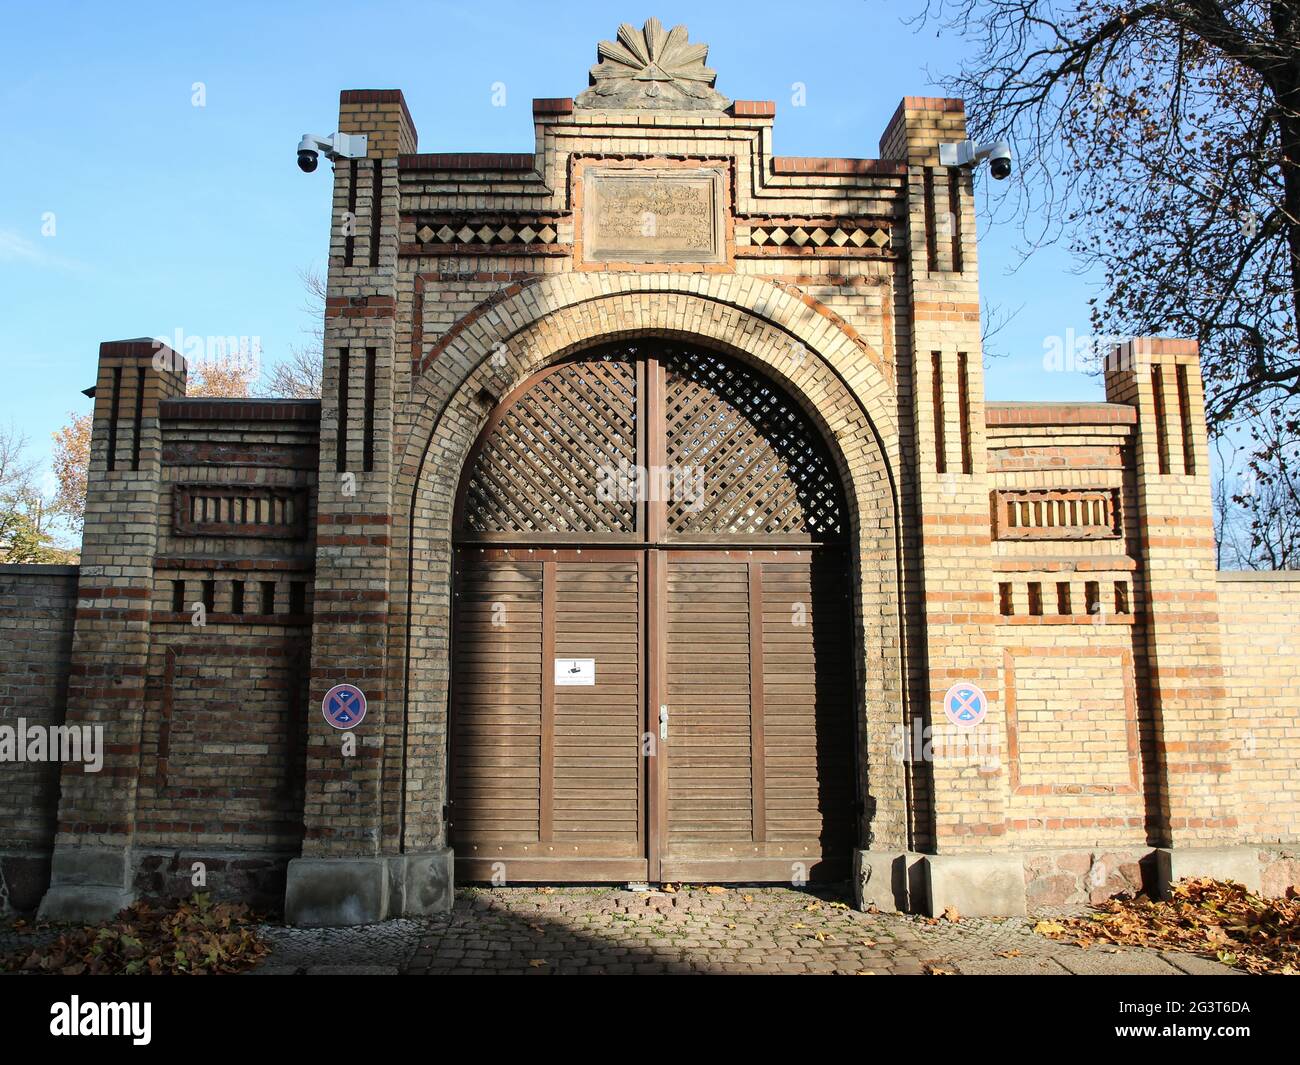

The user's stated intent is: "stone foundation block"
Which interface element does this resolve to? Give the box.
[1155,846,1261,897]
[393,849,454,916]
[37,845,136,923]
[286,849,454,927]
[851,849,917,912]
[285,857,389,927]
[922,853,1026,917]
[1258,850,1300,898]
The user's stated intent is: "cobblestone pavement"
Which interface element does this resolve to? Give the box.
[248,885,1241,976]
[2,885,1242,976]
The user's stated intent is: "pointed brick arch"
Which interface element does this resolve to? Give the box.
[391,273,909,856]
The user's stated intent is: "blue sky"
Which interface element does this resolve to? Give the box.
[0,0,1108,489]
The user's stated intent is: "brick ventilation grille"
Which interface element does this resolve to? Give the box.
[993,488,1120,541]
[662,349,845,537]
[173,485,308,539]
[461,355,638,533]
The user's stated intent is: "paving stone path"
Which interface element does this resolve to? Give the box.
[248,885,1242,976]
[1,885,1243,976]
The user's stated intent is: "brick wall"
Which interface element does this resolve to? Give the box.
[1217,572,1300,843]
[0,564,78,911]
[985,407,1149,850]
[28,45,1300,921]
[125,402,318,906]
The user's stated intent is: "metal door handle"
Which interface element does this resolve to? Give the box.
[659,704,669,740]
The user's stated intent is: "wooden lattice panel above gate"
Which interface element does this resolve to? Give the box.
[455,343,847,543]
[460,355,639,535]
[662,349,845,538]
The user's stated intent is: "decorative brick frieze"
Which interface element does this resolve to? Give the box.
[735,219,893,258]
[991,488,1121,541]
[408,216,564,249]
[172,484,309,539]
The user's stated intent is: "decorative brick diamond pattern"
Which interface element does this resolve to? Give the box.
[741,220,891,254]
[414,217,562,247]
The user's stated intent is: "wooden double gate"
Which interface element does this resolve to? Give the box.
[449,342,857,883]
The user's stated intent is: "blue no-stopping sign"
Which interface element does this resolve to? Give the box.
[943,683,987,729]
[322,683,367,729]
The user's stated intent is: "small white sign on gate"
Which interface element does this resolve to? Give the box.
[555,658,596,686]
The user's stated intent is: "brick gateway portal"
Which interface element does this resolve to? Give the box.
[448,342,856,883]
[3,19,1299,927]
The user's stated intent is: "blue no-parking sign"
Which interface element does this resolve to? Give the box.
[943,683,987,730]
[322,683,367,729]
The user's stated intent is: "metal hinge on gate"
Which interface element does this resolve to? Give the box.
[659,704,669,740]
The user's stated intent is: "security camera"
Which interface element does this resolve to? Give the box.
[987,143,1012,180]
[939,138,1013,181]
[295,132,369,174]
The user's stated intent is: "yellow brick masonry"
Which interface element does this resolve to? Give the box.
[1105,340,1237,845]
[23,75,1300,924]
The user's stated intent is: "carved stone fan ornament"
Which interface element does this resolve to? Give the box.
[575,18,731,110]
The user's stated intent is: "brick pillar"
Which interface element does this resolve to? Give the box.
[39,339,185,921]
[285,90,450,924]
[875,99,1021,914]
[1105,340,1241,875]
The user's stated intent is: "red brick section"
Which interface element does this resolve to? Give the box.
[161,441,319,469]
[985,402,1138,427]
[729,100,776,117]
[339,89,417,143]
[533,97,574,115]
[159,399,321,422]
[992,556,1138,573]
[97,338,167,360]
[326,294,396,319]
[154,557,313,573]
[398,153,535,171]
[773,157,908,176]
[989,444,1127,473]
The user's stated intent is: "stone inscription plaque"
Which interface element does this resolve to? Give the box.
[582,168,725,264]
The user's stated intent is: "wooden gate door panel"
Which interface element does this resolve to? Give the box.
[451,557,543,849]
[658,550,854,883]
[664,558,756,852]
[551,556,643,855]
[451,344,857,885]
[452,549,647,882]
[757,556,855,859]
